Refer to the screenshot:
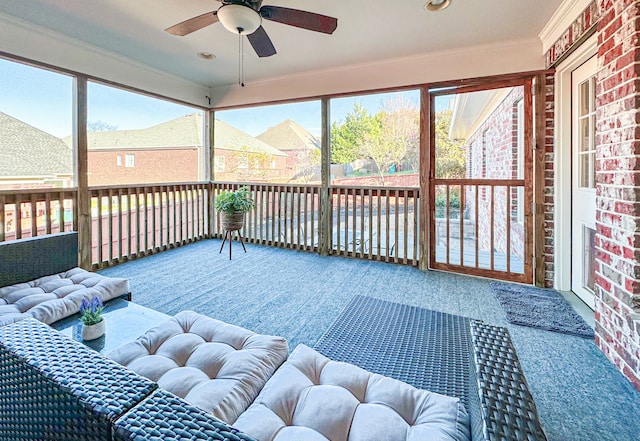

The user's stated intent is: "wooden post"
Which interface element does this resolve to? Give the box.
[319,98,331,256]
[74,75,91,270]
[208,110,216,238]
[419,86,430,270]
[533,74,546,286]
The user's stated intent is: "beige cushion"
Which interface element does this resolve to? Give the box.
[108,310,288,424]
[233,344,470,441]
[0,267,129,326]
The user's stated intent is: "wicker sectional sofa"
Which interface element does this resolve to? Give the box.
[0,233,547,441]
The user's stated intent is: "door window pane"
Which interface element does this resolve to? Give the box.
[583,226,595,292]
[577,75,596,189]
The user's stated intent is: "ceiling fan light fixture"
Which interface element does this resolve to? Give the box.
[217,4,262,35]
[424,0,451,12]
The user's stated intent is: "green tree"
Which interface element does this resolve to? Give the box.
[435,109,466,178]
[330,102,378,164]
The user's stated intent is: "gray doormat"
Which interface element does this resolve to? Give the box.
[490,282,594,338]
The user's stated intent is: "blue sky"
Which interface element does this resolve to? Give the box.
[1,57,451,139]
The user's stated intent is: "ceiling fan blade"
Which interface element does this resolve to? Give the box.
[165,11,219,36]
[247,26,277,57]
[260,6,337,34]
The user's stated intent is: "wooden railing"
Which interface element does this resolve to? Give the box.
[431,179,531,282]
[331,186,419,265]
[212,182,320,251]
[89,183,209,267]
[0,188,77,242]
[1,183,420,268]
[212,183,420,265]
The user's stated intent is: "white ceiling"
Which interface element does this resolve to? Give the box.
[0,0,563,89]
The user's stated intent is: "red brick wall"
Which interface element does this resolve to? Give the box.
[213,149,288,183]
[88,149,200,186]
[595,0,640,391]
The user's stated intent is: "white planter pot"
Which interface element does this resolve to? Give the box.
[82,319,105,341]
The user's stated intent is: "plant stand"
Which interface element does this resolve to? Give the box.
[219,228,246,260]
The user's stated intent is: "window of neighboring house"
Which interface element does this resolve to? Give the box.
[214,155,225,172]
[271,160,276,169]
[116,155,122,166]
[125,154,135,168]
[238,155,249,169]
[516,99,525,223]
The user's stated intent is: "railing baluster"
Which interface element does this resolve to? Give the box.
[58,192,65,233]
[475,185,479,268]
[506,185,511,273]
[403,190,408,265]
[460,185,465,267]
[44,193,51,235]
[97,192,103,265]
[490,185,495,270]
[108,189,113,264]
[0,194,5,242]
[117,189,123,261]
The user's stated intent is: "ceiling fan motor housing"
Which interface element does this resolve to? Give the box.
[217,4,262,35]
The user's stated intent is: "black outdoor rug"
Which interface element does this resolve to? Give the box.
[314,295,483,440]
[490,281,594,338]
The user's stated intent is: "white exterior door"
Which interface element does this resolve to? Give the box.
[571,56,597,309]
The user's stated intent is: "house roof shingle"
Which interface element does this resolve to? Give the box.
[215,119,287,157]
[0,112,72,177]
[256,119,320,152]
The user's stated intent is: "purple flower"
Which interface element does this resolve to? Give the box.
[80,296,104,326]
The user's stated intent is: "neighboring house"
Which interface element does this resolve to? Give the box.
[256,119,321,183]
[0,111,73,233]
[214,119,288,183]
[66,113,204,186]
[0,111,72,189]
[449,87,525,259]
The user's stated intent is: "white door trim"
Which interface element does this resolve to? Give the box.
[553,35,597,292]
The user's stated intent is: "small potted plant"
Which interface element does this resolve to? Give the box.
[215,186,256,231]
[80,296,105,341]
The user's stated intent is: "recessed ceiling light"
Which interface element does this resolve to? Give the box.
[197,52,215,60]
[425,0,451,12]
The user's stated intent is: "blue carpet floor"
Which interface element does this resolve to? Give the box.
[100,239,640,441]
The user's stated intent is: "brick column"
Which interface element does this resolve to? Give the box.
[595,0,640,391]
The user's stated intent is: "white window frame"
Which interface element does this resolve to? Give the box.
[125,154,135,168]
[214,155,226,172]
[116,155,122,166]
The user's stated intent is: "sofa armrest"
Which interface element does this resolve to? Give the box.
[0,232,78,287]
[115,389,257,441]
[470,321,547,441]
[0,318,156,440]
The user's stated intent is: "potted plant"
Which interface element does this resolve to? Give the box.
[80,296,105,341]
[215,186,255,231]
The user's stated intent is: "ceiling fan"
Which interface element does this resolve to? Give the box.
[165,0,338,58]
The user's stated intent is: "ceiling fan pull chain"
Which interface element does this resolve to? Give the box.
[238,30,245,88]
